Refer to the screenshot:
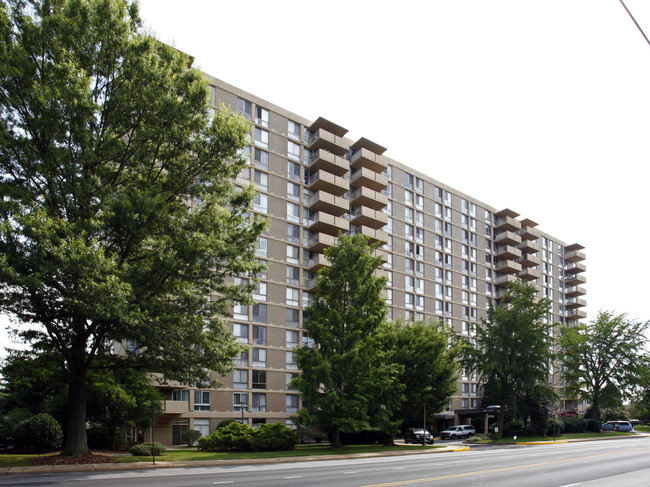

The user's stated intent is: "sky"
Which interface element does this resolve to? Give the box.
[2,0,650,354]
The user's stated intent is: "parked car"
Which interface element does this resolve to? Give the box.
[439,425,476,439]
[602,421,635,432]
[403,427,434,444]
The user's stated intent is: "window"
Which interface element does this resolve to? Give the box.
[405,190,414,206]
[194,390,210,411]
[252,348,266,367]
[444,207,452,221]
[416,211,424,227]
[383,200,392,215]
[287,245,299,264]
[286,373,298,391]
[405,224,414,240]
[415,177,424,193]
[405,258,414,273]
[415,244,424,260]
[286,395,299,412]
[286,308,300,327]
[386,288,393,305]
[253,193,268,214]
[286,330,299,348]
[288,120,300,140]
[254,170,268,191]
[406,275,415,292]
[286,351,298,370]
[254,127,268,148]
[233,369,248,389]
[405,293,414,309]
[287,223,300,243]
[235,350,249,366]
[255,237,267,258]
[286,287,300,307]
[252,303,267,323]
[286,265,300,285]
[252,393,266,412]
[405,207,414,223]
[253,282,266,301]
[287,181,300,202]
[405,173,414,189]
[287,202,300,223]
[287,161,301,181]
[252,149,268,170]
[415,194,424,210]
[405,241,414,257]
[255,106,269,127]
[252,370,266,390]
[252,325,267,346]
[287,140,301,161]
[233,392,248,412]
[172,389,190,401]
[233,323,248,344]
[415,228,424,244]
[237,98,252,119]
[416,261,425,277]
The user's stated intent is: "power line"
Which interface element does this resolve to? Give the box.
[619,0,650,47]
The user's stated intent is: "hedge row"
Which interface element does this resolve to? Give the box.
[198,422,297,452]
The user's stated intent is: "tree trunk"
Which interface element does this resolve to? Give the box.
[109,427,116,450]
[330,426,342,448]
[591,393,600,420]
[495,410,505,439]
[63,378,90,457]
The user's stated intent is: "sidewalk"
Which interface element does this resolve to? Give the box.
[0,445,471,476]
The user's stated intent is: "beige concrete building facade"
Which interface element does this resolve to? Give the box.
[149,74,587,445]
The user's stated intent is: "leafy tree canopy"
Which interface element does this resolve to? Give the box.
[559,310,649,420]
[468,280,556,437]
[294,233,403,448]
[0,0,264,456]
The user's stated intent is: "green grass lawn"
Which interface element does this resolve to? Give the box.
[471,431,638,443]
[115,443,443,463]
[0,454,45,467]
[635,424,650,432]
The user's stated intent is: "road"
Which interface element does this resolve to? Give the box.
[3,437,650,487]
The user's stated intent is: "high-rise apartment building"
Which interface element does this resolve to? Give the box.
[150,74,587,446]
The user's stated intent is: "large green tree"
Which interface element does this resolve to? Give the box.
[469,280,555,438]
[0,0,264,456]
[559,311,649,420]
[379,319,461,431]
[294,233,403,448]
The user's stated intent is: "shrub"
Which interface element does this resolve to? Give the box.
[13,413,63,451]
[0,408,32,447]
[129,442,167,456]
[182,428,202,447]
[503,421,524,436]
[585,418,602,433]
[547,418,564,436]
[198,422,254,451]
[311,432,327,443]
[338,429,391,445]
[87,425,111,449]
[252,423,297,451]
[561,417,586,433]
[216,419,236,430]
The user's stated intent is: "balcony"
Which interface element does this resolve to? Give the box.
[307,232,336,253]
[349,167,388,192]
[349,225,388,245]
[495,260,522,275]
[309,212,349,236]
[494,231,522,246]
[565,262,587,274]
[494,274,518,287]
[349,186,388,211]
[495,245,522,260]
[566,297,587,308]
[517,240,540,254]
[565,274,587,286]
[349,147,388,173]
[495,216,521,233]
[306,170,349,196]
[307,149,349,177]
[305,254,327,272]
[303,278,320,293]
[307,128,349,157]
[350,206,389,230]
[518,267,541,281]
[566,309,587,321]
[164,400,190,414]
[518,253,541,267]
[565,249,586,262]
[565,285,586,297]
[306,191,348,217]
[517,226,540,241]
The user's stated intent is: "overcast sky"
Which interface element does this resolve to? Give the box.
[2,0,650,354]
